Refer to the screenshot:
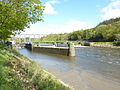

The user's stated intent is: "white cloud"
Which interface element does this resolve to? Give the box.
[42,20,90,34]
[48,20,89,31]
[44,0,59,15]
[22,20,91,34]
[100,0,120,20]
[66,20,89,30]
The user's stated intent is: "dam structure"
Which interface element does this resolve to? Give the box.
[25,41,76,56]
[14,34,90,56]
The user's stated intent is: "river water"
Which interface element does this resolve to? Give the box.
[18,47,120,90]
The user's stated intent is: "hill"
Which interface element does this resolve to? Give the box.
[98,17,120,26]
[35,17,120,42]
[68,18,120,42]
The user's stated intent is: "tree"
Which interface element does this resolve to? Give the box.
[98,17,120,26]
[0,0,45,41]
[115,34,120,41]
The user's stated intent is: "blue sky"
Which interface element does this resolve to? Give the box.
[22,0,120,34]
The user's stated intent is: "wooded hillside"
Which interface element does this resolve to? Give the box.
[37,17,120,42]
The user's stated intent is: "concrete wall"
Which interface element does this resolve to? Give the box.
[25,43,75,56]
[25,44,33,50]
[33,47,69,56]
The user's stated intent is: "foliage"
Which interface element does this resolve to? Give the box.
[35,33,69,41]
[0,44,6,48]
[0,0,44,41]
[98,17,120,25]
[115,34,120,41]
[68,20,120,42]
[33,17,120,42]
[113,41,120,46]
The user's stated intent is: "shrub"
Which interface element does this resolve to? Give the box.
[113,41,120,46]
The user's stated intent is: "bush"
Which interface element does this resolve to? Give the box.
[113,41,120,46]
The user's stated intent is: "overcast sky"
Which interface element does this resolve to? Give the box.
[22,0,120,34]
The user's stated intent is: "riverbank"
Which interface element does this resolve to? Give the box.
[0,46,71,90]
[90,42,120,48]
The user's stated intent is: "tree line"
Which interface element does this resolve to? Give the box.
[36,17,120,42]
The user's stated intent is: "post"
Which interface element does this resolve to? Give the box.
[68,42,75,56]
[53,42,57,47]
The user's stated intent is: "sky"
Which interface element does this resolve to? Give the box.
[22,0,120,34]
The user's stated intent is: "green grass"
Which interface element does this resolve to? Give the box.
[0,44,7,48]
[92,42,113,44]
[0,47,71,90]
[92,42,120,47]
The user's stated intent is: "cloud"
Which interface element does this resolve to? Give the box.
[44,0,59,15]
[66,20,89,30]
[22,20,91,34]
[100,0,120,20]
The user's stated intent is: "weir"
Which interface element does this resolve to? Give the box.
[25,42,75,56]
[24,41,91,56]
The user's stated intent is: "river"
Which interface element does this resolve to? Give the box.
[18,47,120,90]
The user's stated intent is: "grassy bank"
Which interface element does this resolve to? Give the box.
[90,42,120,48]
[0,46,71,90]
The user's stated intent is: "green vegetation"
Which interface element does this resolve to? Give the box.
[35,33,68,41]
[113,41,120,46]
[68,19,120,42]
[0,0,44,41]
[98,17,120,25]
[36,17,120,45]
[0,46,71,90]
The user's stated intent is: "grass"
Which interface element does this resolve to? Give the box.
[0,45,72,90]
[90,42,113,46]
[92,42,113,44]
[91,41,120,47]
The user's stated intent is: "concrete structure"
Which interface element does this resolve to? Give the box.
[68,42,75,56]
[33,46,69,56]
[25,43,33,51]
[25,42,75,56]
[23,40,91,56]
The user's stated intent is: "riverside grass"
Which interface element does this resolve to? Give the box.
[0,46,71,90]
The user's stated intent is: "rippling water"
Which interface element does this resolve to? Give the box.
[18,47,120,82]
